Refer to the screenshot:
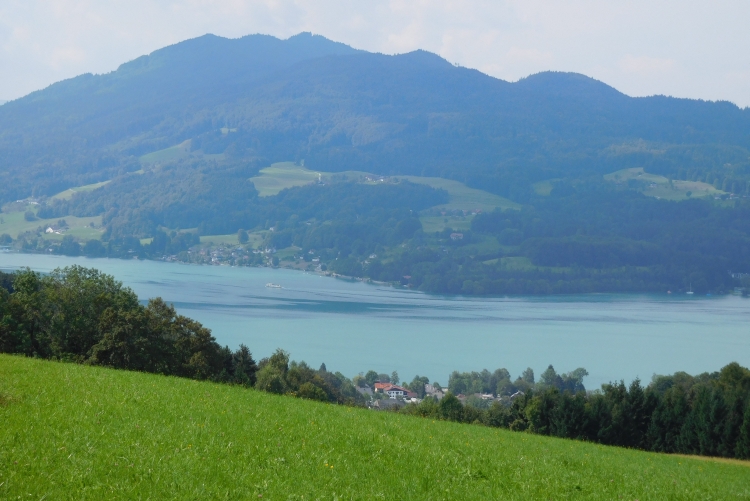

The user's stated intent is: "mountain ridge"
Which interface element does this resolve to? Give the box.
[1,32,748,204]
[3,33,750,296]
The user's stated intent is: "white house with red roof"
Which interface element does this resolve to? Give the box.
[373,383,416,399]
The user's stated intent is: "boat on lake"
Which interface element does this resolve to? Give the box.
[266,283,282,289]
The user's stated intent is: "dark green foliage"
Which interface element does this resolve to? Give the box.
[366,187,750,294]
[0,266,363,407]
[0,266,229,380]
[59,235,80,256]
[401,362,750,460]
[364,370,379,386]
[439,393,464,421]
[407,375,430,397]
[83,239,106,256]
[250,349,363,405]
[0,271,14,292]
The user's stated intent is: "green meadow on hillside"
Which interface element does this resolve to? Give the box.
[249,162,323,196]
[247,163,518,234]
[249,162,518,211]
[604,167,724,200]
[1,355,749,500]
[0,204,102,240]
[139,140,193,165]
[400,175,519,212]
[50,180,111,201]
[199,232,266,248]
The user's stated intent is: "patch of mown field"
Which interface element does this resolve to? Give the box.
[249,162,519,213]
[199,231,266,248]
[1,355,748,500]
[532,179,558,196]
[139,139,192,165]
[604,167,724,200]
[50,180,111,201]
[249,162,321,196]
[0,204,102,240]
[401,175,519,212]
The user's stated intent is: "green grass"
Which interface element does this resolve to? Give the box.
[401,175,519,212]
[51,180,111,201]
[2,356,748,500]
[140,140,192,165]
[249,162,519,213]
[604,167,724,200]
[0,206,102,240]
[199,233,243,246]
[249,162,321,196]
[199,231,266,248]
[532,179,558,196]
[420,215,474,233]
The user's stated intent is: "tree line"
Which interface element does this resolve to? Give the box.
[360,186,750,294]
[0,266,363,405]
[399,363,750,460]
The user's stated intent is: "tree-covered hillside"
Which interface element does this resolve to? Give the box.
[0,32,748,204]
[3,32,750,295]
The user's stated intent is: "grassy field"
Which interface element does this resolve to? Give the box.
[200,231,267,248]
[140,140,192,165]
[250,162,322,196]
[401,175,519,212]
[0,205,102,240]
[2,356,748,500]
[532,179,558,196]
[249,162,519,213]
[420,215,474,233]
[50,180,111,201]
[604,167,724,200]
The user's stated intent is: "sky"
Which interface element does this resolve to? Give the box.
[1,0,749,107]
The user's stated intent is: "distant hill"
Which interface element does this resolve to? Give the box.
[4,33,750,295]
[0,32,748,203]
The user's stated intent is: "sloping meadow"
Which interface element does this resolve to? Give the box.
[1,355,748,500]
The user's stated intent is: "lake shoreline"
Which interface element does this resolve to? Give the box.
[0,249,723,300]
[1,251,749,388]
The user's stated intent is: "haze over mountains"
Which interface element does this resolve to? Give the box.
[0,32,748,204]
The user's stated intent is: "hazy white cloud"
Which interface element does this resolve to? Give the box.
[0,0,748,106]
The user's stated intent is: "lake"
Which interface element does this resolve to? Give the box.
[2,253,749,389]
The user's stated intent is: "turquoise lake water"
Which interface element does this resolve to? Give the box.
[2,253,749,389]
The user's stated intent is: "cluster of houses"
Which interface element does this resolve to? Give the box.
[357,382,444,410]
[358,381,525,410]
[438,209,482,217]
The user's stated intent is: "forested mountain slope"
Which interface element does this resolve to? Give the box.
[0,32,748,203]
[3,33,750,295]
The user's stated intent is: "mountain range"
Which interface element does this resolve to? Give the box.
[2,32,750,295]
[1,32,748,203]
